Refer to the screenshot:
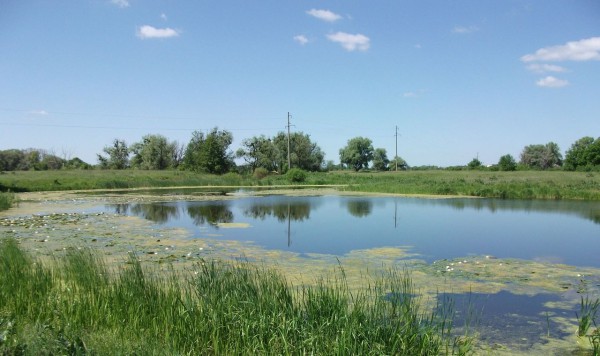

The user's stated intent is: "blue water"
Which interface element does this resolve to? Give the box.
[106,195,600,267]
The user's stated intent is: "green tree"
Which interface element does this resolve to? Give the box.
[497,154,517,171]
[272,132,324,172]
[390,156,409,171]
[97,139,130,169]
[64,157,92,170]
[24,149,42,170]
[519,142,562,170]
[467,157,482,170]
[0,149,25,171]
[564,136,600,171]
[235,135,279,172]
[130,134,178,170]
[372,148,390,171]
[340,137,374,171]
[183,128,234,174]
[39,150,64,170]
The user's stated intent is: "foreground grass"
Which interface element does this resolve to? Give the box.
[1,169,599,200]
[0,238,467,355]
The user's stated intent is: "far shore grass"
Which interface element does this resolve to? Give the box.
[1,169,599,203]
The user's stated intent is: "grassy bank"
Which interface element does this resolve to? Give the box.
[0,238,468,355]
[332,170,600,200]
[0,170,253,192]
[1,169,600,200]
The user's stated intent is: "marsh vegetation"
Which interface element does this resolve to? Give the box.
[0,192,15,211]
[0,238,469,355]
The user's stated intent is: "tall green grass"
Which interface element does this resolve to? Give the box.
[0,238,467,355]
[0,192,15,211]
[0,170,253,192]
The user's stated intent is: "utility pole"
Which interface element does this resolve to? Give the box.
[287,112,292,171]
[395,125,399,171]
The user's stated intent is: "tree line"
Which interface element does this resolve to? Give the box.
[465,138,600,172]
[0,148,92,171]
[2,131,600,173]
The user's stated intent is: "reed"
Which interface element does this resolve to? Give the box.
[577,295,600,337]
[0,238,468,355]
[0,192,15,211]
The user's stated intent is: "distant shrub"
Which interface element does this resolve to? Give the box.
[253,167,269,180]
[467,158,482,170]
[498,154,517,171]
[222,172,242,185]
[286,168,307,183]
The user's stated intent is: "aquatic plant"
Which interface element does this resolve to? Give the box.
[576,295,600,355]
[0,192,15,211]
[577,296,600,337]
[590,329,600,356]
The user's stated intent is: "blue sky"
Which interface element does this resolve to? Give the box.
[1,1,599,167]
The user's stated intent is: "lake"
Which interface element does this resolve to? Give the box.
[107,195,600,268]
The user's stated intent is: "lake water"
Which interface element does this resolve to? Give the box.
[107,195,600,268]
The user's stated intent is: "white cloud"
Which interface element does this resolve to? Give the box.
[521,37,600,62]
[293,35,309,45]
[326,32,370,52]
[536,76,569,88]
[306,9,342,22]
[110,0,129,8]
[136,25,180,39]
[452,25,478,34]
[402,89,426,98]
[526,63,567,73]
[28,110,48,116]
[160,13,167,21]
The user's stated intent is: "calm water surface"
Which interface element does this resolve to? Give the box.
[107,195,600,268]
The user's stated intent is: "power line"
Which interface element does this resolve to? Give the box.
[0,121,281,132]
[0,108,282,123]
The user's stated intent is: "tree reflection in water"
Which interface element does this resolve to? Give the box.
[186,203,233,226]
[345,199,373,218]
[110,203,179,223]
[243,202,310,222]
